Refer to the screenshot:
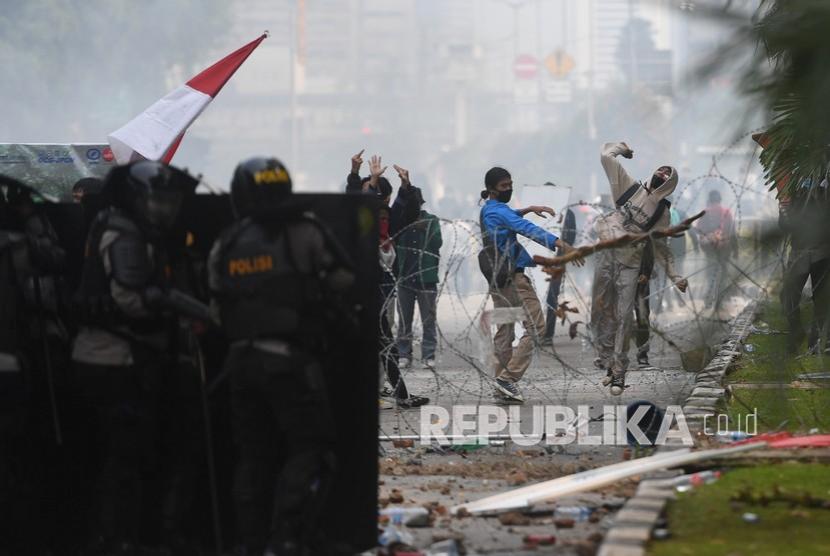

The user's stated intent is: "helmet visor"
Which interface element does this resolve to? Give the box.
[144,189,183,231]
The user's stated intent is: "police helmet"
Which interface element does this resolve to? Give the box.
[106,160,197,233]
[230,157,292,218]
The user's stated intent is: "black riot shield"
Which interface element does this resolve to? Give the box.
[41,192,379,555]
[179,193,379,554]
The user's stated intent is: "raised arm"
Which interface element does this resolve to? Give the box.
[345,149,365,193]
[489,208,559,251]
[600,142,637,202]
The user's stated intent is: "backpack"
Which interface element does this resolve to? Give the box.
[477,208,513,289]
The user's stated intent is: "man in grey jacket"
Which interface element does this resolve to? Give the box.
[591,142,687,395]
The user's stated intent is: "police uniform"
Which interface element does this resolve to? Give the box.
[208,157,353,555]
[70,161,200,552]
[0,180,69,553]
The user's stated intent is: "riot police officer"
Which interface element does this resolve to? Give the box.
[208,157,354,556]
[70,161,206,554]
[0,177,70,553]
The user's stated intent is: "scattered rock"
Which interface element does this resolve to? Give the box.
[422,501,448,516]
[554,518,575,529]
[498,511,531,526]
[432,530,465,543]
[506,470,528,486]
[393,439,415,448]
[523,534,557,547]
[378,497,390,508]
[389,489,405,504]
[588,532,604,543]
[455,507,471,519]
[566,538,600,556]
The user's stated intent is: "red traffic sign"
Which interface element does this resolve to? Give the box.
[513,54,538,79]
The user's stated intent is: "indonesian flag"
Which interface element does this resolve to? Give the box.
[108,33,268,165]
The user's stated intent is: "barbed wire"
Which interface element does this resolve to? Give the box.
[378,133,786,440]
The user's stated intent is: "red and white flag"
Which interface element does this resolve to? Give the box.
[108,33,268,165]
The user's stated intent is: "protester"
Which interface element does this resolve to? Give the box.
[542,206,576,345]
[632,240,654,367]
[694,189,737,309]
[479,166,578,403]
[655,206,695,311]
[347,150,429,408]
[395,182,442,369]
[591,142,687,395]
[778,177,830,353]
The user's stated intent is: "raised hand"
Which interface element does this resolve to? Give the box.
[351,148,365,174]
[393,164,410,187]
[558,240,585,267]
[620,142,634,159]
[369,155,387,179]
[367,154,387,190]
[674,278,688,293]
[528,205,556,219]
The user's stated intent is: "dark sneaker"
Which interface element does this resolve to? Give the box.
[494,388,524,404]
[637,354,650,367]
[609,373,626,396]
[495,379,524,402]
[397,395,430,409]
[380,386,395,398]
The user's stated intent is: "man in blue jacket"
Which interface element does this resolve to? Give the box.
[480,167,578,402]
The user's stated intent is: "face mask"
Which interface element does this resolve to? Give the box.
[496,189,513,203]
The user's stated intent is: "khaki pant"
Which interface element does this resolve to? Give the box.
[490,272,545,383]
[591,249,640,375]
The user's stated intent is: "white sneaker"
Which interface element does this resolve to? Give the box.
[399,358,412,369]
[423,358,435,369]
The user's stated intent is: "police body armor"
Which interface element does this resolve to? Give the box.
[16,212,66,316]
[75,207,170,334]
[216,216,325,346]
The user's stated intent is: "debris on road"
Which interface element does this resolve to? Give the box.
[381,507,432,527]
[497,511,531,526]
[523,534,557,547]
[453,443,765,514]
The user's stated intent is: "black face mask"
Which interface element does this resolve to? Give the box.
[496,189,513,203]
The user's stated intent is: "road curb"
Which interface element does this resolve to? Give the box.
[681,298,762,433]
[598,297,765,556]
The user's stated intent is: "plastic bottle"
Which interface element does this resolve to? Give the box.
[378,524,414,546]
[380,507,431,527]
[553,505,592,522]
